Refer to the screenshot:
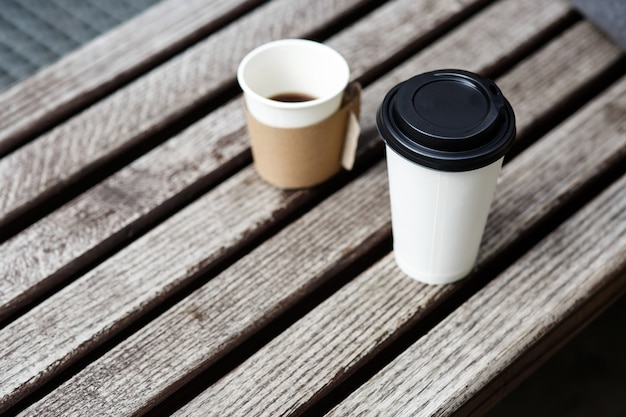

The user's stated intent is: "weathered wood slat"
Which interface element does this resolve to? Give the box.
[13,162,391,417]
[167,66,626,417]
[0,166,301,413]
[0,0,260,155]
[0,0,371,229]
[171,256,435,417]
[0,0,495,319]
[497,21,625,141]
[325,0,491,80]
[326,154,626,417]
[17,17,626,417]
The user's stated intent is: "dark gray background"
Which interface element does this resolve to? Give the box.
[0,0,161,90]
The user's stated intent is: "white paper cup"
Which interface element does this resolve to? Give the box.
[237,39,350,128]
[377,69,516,285]
[386,147,503,284]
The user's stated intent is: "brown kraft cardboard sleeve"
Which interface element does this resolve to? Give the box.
[244,82,361,189]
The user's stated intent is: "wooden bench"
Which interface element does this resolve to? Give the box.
[1,0,625,415]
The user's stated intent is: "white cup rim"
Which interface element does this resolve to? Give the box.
[237,39,350,109]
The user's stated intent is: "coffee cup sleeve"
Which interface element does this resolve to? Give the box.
[244,81,361,189]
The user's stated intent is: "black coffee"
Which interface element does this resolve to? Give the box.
[269,92,316,102]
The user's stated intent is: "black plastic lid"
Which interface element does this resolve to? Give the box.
[377,69,516,172]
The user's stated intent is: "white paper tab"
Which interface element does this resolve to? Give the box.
[341,112,360,170]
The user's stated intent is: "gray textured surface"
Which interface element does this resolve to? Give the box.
[572,0,626,51]
[0,0,162,91]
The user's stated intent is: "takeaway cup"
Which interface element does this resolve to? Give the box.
[377,69,516,285]
[237,39,353,188]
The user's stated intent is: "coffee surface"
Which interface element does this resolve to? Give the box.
[270,92,316,102]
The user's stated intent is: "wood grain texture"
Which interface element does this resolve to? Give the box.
[0,0,259,154]
[0,0,494,319]
[169,67,626,417]
[12,162,391,417]
[326,0,491,80]
[175,252,441,417]
[0,0,368,228]
[0,166,302,413]
[480,74,626,265]
[497,20,625,140]
[0,99,249,320]
[327,152,626,417]
[19,20,626,417]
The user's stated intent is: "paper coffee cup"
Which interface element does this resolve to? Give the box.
[377,69,516,285]
[237,39,356,188]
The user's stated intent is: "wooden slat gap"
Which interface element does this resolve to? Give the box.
[4,185,392,416]
[341,0,497,88]
[507,54,626,159]
[0,137,251,330]
[0,82,244,244]
[144,229,393,416]
[295,239,508,416]
[484,10,580,81]
[0,143,390,411]
[0,105,384,330]
[305,0,390,45]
